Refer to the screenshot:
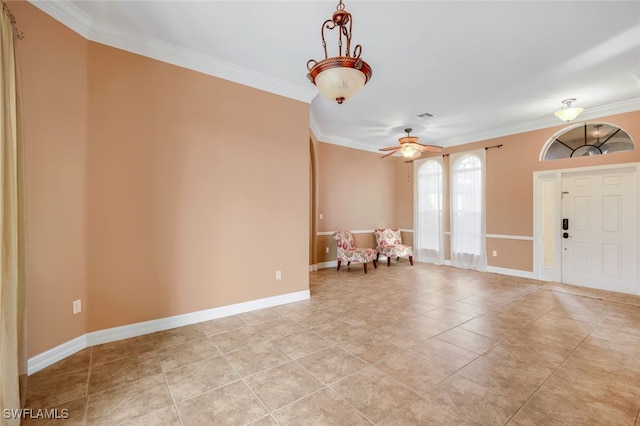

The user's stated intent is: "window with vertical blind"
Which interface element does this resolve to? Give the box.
[450,150,487,271]
[414,157,444,264]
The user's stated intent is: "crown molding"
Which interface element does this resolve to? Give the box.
[30,0,91,38]
[309,109,382,154]
[27,1,640,150]
[312,98,640,152]
[28,0,316,104]
[438,98,640,147]
[311,131,382,154]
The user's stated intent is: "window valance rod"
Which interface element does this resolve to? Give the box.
[1,1,25,40]
[442,144,503,157]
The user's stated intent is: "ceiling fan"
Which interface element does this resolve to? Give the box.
[379,128,443,162]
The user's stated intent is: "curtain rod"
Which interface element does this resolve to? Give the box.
[442,144,503,157]
[2,1,25,40]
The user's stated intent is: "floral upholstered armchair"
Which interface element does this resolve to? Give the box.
[374,228,414,266]
[332,230,378,273]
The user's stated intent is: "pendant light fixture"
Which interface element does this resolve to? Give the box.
[554,98,584,122]
[306,1,372,104]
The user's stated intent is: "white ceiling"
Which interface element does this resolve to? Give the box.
[31,0,640,153]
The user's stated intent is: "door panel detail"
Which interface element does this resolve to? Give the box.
[561,168,637,294]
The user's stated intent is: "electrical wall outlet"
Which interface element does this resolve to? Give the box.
[275,270,282,280]
[325,247,329,253]
[72,299,82,314]
[492,250,498,257]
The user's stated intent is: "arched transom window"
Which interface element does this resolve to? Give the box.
[541,123,634,161]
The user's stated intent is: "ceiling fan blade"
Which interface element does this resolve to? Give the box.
[379,146,400,151]
[415,144,444,152]
[380,149,399,158]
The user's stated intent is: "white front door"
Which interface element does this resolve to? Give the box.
[561,167,638,294]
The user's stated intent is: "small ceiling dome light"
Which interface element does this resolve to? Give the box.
[554,98,584,122]
[306,0,372,104]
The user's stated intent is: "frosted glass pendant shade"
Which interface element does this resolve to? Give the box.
[554,106,584,122]
[306,2,372,104]
[315,67,366,104]
[308,56,372,104]
[554,98,584,122]
[400,145,418,158]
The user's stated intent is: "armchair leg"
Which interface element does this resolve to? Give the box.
[373,260,377,269]
[337,260,341,271]
[409,256,413,265]
[376,252,380,261]
[387,257,391,266]
[363,263,368,274]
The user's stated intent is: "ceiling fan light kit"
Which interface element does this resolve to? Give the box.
[379,128,443,162]
[306,0,372,104]
[554,98,584,122]
[400,145,419,159]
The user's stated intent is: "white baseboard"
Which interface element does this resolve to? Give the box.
[317,260,338,269]
[317,258,533,280]
[28,289,310,375]
[487,266,534,279]
[438,260,534,279]
[27,335,88,376]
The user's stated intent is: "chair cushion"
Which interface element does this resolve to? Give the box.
[374,228,403,247]
[333,230,377,263]
[339,247,377,263]
[333,230,355,250]
[374,228,413,258]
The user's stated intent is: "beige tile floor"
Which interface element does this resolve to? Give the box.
[24,263,640,425]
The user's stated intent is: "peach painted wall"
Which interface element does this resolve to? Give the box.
[85,43,310,332]
[315,142,399,262]
[13,2,310,356]
[317,142,398,231]
[395,160,414,229]
[316,110,640,271]
[12,2,89,357]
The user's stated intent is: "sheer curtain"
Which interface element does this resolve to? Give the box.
[414,157,444,264]
[450,149,486,271]
[1,3,26,423]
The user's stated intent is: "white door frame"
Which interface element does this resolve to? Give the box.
[533,162,640,294]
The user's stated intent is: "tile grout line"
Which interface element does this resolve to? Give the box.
[168,325,343,422]
[83,348,93,424]
[413,301,569,424]
[217,339,283,425]
[161,367,184,426]
[161,332,279,424]
[542,285,640,309]
[502,320,600,424]
[26,266,639,425]
[266,345,376,423]
[371,356,467,425]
